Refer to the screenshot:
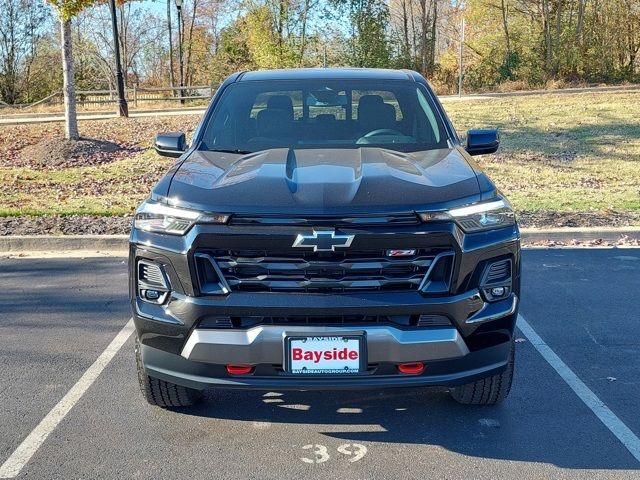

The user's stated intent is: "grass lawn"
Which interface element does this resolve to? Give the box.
[0,117,198,217]
[0,89,638,228]
[442,90,640,216]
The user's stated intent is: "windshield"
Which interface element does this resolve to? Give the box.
[199,79,450,153]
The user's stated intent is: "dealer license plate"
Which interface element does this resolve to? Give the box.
[286,335,364,374]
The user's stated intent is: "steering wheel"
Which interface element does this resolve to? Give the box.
[362,128,404,138]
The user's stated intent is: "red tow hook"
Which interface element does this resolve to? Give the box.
[397,362,425,375]
[226,364,253,375]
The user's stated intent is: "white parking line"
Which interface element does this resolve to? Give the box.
[517,314,640,464]
[1,313,638,476]
[0,319,134,479]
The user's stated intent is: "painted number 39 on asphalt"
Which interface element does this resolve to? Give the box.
[300,443,368,464]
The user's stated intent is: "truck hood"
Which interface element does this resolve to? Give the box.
[166,147,484,215]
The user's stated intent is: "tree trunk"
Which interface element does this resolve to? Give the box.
[541,0,553,76]
[299,0,310,66]
[576,0,585,43]
[429,1,437,72]
[60,18,78,140]
[185,0,198,86]
[167,0,175,95]
[277,0,286,58]
[401,0,410,61]
[500,0,511,56]
[554,0,563,75]
[418,0,428,72]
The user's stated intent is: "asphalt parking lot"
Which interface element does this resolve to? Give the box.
[0,248,639,479]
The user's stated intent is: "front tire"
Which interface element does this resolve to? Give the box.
[135,337,202,408]
[450,339,515,405]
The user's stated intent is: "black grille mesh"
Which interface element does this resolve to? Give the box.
[417,314,452,327]
[198,314,451,328]
[198,248,453,293]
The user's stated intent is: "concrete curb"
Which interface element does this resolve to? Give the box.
[519,227,640,244]
[1,228,638,253]
[0,235,128,253]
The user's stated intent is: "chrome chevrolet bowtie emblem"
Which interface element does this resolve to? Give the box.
[292,230,355,252]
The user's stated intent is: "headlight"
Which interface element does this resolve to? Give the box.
[134,201,229,235]
[419,199,515,233]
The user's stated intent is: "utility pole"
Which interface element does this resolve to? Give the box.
[109,0,128,117]
[458,16,465,98]
[175,0,185,105]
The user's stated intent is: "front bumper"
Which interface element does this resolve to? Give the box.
[182,324,471,365]
[142,335,512,391]
[131,220,520,391]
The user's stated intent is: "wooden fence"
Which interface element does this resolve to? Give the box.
[0,85,216,109]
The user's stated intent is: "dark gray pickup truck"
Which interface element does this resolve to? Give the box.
[129,68,520,408]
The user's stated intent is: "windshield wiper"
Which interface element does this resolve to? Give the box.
[209,148,253,154]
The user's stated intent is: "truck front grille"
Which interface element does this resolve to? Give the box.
[196,248,454,293]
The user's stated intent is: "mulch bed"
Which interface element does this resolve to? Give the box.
[0,116,199,170]
[0,215,133,236]
[17,137,141,169]
[517,210,640,228]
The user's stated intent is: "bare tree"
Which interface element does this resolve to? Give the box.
[0,0,50,104]
[80,4,163,88]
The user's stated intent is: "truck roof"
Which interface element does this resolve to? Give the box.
[237,67,421,82]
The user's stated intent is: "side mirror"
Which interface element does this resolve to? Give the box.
[155,132,187,158]
[465,129,500,156]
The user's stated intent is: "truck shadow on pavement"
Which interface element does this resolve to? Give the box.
[170,367,639,471]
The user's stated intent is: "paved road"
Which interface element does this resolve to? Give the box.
[0,249,638,479]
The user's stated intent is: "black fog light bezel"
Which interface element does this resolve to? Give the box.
[137,259,171,304]
[480,258,512,302]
